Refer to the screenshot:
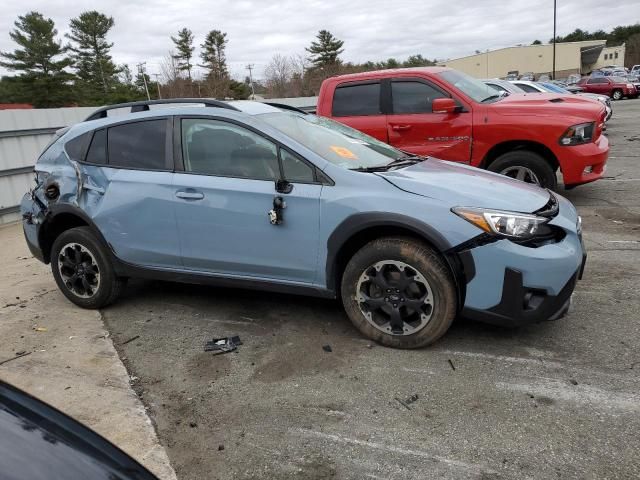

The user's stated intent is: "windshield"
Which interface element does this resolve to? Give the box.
[258,112,404,170]
[438,70,498,103]
[540,83,570,94]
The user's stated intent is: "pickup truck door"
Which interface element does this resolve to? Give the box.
[386,78,472,162]
[329,81,388,144]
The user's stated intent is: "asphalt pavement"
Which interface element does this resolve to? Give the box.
[102,100,640,480]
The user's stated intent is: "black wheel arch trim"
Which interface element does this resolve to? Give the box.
[38,204,113,264]
[325,212,471,306]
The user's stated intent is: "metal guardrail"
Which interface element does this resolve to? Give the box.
[0,205,20,217]
[0,166,34,178]
[0,127,62,139]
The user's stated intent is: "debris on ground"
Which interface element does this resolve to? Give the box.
[395,393,420,410]
[121,335,140,345]
[448,359,456,371]
[189,422,198,428]
[569,379,578,385]
[0,351,32,366]
[218,444,225,451]
[322,344,332,353]
[32,326,47,332]
[204,336,242,355]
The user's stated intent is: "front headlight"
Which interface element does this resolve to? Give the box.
[559,122,594,146]
[452,207,550,239]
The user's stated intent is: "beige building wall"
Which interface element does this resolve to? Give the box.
[593,44,626,69]
[438,40,605,79]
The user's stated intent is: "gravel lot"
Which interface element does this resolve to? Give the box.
[102,100,640,480]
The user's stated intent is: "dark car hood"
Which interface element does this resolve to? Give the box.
[377,159,551,212]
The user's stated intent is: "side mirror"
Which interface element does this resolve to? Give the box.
[432,98,458,114]
[0,381,158,480]
[275,179,293,194]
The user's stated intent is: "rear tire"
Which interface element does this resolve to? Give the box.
[341,237,457,349]
[50,227,125,309]
[488,150,558,190]
[611,89,623,100]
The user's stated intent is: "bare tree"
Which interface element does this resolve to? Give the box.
[264,53,291,97]
[160,51,192,98]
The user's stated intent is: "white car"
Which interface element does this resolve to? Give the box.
[510,80,613,121]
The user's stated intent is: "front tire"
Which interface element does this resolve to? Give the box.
[341,237,457,349]
[50,227,125,309]
[611,89,623,100]
[488,150,558,190]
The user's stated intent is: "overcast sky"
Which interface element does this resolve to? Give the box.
[0,0,637,80]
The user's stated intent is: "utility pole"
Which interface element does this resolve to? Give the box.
[552,0,557,80]
[137,62,151,100]
[245,64,256,99]
[153,74,162,99]
[486,49,490,78]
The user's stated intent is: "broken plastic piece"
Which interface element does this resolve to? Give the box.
[204,336,242,355]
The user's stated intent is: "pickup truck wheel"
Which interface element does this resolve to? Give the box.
[611,89,623,100]
[341,237,456,349]
[50,227,125,309]
[488,150,557,190]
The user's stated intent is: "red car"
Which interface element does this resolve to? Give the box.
[317,67,609,190]
[577,76,638,100]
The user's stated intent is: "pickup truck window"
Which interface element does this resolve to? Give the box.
[259,112,402,170]
[438,70,497,103]
[391,81,447,114]
[332,82,381,117]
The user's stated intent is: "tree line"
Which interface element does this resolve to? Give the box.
[530,24,640,66]
[0,10,438,107]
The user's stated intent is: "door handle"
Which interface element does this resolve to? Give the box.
[175,190,204,200]
[391,124,412,131]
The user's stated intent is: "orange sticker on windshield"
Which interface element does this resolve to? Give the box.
[330,146,358,159]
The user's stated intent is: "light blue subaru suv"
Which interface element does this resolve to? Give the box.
[21,99,586,348]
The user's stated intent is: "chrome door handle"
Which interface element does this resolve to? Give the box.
[175,191,204,200]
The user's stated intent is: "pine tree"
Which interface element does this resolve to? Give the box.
[66,11,119,96]
[171,28,195,80]
[0,11,73,107]
[306,30,344,67]
[200,30,229,98]
[200,30,228,79]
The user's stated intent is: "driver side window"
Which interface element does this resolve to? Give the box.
[181,119,279,181]
[391,80,448,114]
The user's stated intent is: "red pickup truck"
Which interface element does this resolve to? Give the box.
[316,67,609,190]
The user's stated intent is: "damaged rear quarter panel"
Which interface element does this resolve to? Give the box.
[25,131,181,269]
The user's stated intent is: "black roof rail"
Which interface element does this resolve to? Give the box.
[263,102,309,115]
[84,98,240,121]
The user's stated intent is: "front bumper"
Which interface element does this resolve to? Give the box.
[459,196,586,327]
[559,133,609,188]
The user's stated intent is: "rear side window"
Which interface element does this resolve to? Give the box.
[332,83,381,117]
[85,129,107,165]
[587,78,607,84]
[107,120,167,170]
[391,81,447,113]
[65,132,92,162]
